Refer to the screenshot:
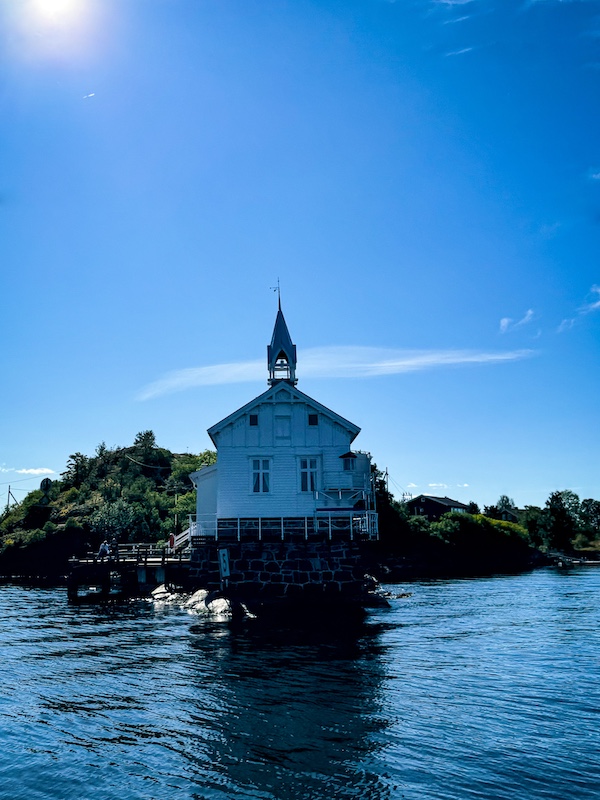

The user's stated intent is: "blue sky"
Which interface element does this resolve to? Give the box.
[1,0,599,511]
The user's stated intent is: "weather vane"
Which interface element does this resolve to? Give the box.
[270,278,281,303]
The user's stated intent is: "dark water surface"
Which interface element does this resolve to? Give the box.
[1,568,599,799]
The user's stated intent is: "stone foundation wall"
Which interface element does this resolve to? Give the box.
[189,540,368,602]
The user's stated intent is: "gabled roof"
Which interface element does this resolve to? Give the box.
[407,494,469,510]
[207,382,360,446]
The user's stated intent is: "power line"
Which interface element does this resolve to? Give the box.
[0,474,56,486]
[387,472,413,501]
[124,454,165,470]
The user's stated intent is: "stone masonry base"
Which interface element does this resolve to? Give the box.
[189,539,369,605]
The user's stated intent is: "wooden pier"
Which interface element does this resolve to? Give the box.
[66,544,194,602]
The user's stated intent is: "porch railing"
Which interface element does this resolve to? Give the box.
[187,511,378,544]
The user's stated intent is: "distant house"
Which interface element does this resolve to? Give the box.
[190,301,379,542]
[499,508,519,524]
[404,494,469,522]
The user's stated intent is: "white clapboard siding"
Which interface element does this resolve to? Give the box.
[197,381,371,520]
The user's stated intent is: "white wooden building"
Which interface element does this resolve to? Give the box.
[189,304,378,542]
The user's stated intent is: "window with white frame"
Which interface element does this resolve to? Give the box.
[300,458,318,492]
[252,459,270,493]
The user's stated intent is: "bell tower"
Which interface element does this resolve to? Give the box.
[267,299,297,385]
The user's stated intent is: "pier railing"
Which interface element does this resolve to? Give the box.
[79,544,191,566]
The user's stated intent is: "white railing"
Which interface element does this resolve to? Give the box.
[187,511,378,543]
[173,526,192,552]
[188,514,218,540]
[321,472,370,492]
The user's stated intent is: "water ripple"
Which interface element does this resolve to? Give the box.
[1,570,600,799]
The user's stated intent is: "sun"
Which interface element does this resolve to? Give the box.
[6,0,102,63]
[32,0,83,22]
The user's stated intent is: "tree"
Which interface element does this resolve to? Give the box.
[520,505,545,548]
[485,496,516,521]
[497,495,516,513]
[165,451,216,494]
[90,499,136,541]
[61,453,91,489]
[543,490,581,552]
[483,504,500,520]
[580,499,600,540]
[92,441,112,482]
[134,430,157,459]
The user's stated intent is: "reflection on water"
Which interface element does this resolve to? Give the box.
[185,617,392,800]
[1,569,600,800]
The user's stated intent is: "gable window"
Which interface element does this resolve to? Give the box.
[308,413,318,426]
[252,459,270,493]
[249,414,258,427]
[275,415,291,438]
[300,458,318,492]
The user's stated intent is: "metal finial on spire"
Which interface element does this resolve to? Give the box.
[270,278,281,308]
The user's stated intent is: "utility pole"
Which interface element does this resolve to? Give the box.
[5,486,17,514]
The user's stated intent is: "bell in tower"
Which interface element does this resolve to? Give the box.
[267,301,297,385]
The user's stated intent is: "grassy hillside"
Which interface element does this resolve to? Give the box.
[0,431,215,579]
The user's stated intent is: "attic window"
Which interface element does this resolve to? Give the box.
[308,413,318,426]
[249,414,258,427]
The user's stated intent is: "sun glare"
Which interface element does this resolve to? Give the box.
[8,0,106,63]
[32,0,82,21]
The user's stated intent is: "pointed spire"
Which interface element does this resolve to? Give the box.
[267,301,297,385]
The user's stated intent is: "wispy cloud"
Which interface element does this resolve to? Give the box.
[406,482,418,489]
[429,482,449,489]
[499,309,535,334]
[138,359,264,400]
[443,15,471,24]
[579,284,600,314]
[539,221,562,239]
[138,346,535,400]
[557,318,575,333]
[558,285,600,332]
[15,468,55,475]
[446,46,474,56]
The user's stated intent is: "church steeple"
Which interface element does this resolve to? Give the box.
[267,299,297,385]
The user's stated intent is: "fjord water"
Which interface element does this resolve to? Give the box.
[1,569,599,800]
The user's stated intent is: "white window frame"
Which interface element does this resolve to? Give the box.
[299,457,318,493]
[251,458,270,493]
